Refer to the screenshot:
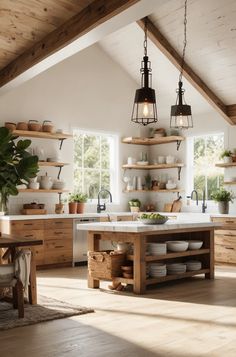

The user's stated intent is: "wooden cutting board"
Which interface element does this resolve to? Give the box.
[21,209,47,215]
[171,197,182,212]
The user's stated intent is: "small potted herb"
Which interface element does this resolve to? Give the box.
[74,192,88,213]
[68,193,78,214]
[128,198,141,212]
[211,189,234,214]
[220,149,232,163]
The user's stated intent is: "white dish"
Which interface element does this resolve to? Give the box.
[136,161,149,166]
[167,241,189,252]
[166,183,177,190]
[188,240,203,250]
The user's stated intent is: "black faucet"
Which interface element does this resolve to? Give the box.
[97,189,112,213]
[202,189,207,213]
[190,190,199,205]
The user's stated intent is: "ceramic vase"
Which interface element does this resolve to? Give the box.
[218,201,229,214]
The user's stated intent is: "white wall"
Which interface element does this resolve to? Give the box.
[0,44,143,214]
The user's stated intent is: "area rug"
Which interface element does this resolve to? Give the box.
[0,295,94,331]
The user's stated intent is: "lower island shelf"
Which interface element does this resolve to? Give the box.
[83,221,216,294]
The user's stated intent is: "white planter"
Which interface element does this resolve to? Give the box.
[223,156,232,163]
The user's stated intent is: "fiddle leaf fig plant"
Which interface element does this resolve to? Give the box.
[0,127,39,214]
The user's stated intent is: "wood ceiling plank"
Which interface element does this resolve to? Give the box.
[0,0,139,87]
[137,17,235,125]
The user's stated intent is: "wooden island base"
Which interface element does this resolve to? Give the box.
[87,226,214,294]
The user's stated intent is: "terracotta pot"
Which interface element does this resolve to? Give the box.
[16,122,28,130]
[231,155,236,163]
[5,122,16,131]
[68,202,77,214]
[77,202,85,214]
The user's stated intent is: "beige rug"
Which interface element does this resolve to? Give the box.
[0,295,94,331]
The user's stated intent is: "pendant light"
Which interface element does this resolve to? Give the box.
[170,0,193,129]
[131,17,158,126]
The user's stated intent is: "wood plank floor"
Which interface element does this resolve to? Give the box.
[1,265,236,357]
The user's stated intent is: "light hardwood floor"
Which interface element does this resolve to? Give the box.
[1,265,236,357]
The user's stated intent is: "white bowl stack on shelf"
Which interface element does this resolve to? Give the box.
[149,263,167,277]
[147,243,167,255]
[186,260,202,271]
[187,240,203,250]
[167,241,189,252]
[167,263,186,275]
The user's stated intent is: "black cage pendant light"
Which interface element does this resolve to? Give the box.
[131,18,158,126]
[170,0,193,129]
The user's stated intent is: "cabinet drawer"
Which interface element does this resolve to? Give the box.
[44,228,72,240]
[44,219,73,230]
[211,217,236,226]
[215,229,236,236]
[11,220,44,232]
[14,230,44,240]
[44,249,72,264]
[215,244,236,264]
[215,234,236,247]
[44,239,72,250]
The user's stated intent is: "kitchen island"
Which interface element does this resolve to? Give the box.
[78,220,219,294]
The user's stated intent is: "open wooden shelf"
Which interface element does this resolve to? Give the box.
[12,129,72,140]
[123,189,184,193]
[122,163,184,170]
[122,136,185,146]
[224,181,236,185]
[215,162,236,168]
[18,189,69,193]
[146,269,209,285]
[38,161,69,167]
[127,249,210,262]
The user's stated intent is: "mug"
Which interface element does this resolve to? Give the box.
[127,157,136,165]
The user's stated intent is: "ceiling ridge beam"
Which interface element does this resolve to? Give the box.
[0,0,139,88]
[137,17,235,125]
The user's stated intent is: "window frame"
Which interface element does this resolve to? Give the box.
[73,127,120,204]
[187,132,224,204]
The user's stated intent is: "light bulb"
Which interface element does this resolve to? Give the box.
[143,102,149,117]
[178,115,183,126]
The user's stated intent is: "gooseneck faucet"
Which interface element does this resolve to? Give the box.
[202,189,207,213]
[190,190,199,205]
[97,189,112,213]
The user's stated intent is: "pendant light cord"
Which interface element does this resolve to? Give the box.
[179,0,188,83]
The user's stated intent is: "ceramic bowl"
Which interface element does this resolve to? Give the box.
[167,241,189,252]
[187,240,203,250]
[137,161,149,166]
[139,217,168,225]
[166,183,177,190]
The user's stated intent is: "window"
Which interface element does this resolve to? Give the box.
[187,133,224,200]
[73,129,119,202]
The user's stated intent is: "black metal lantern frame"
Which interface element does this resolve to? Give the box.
[131,18,158,126]
[170,0,193,129]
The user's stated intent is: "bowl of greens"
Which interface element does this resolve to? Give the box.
[139,213,169,225]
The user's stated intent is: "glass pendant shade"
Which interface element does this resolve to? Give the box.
[170,81,193,129]
[131,87,157,126]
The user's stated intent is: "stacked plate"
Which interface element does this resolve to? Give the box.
[149,263,167,278]
[147,243,167,255]
[167,263,186,275]
[186,260,202,271]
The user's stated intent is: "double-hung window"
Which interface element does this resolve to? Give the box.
[73,129,119,203]
[187,133,224,200]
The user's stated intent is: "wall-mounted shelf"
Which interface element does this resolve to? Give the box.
[38,161,69,167]
[122,135,185,150]
[18,189,69,193]
[122,163,184,180]
[224,181,236,185]
[215,162,236,168]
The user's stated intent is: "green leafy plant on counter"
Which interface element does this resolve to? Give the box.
[211,189,235,202]
[68,192,88,203]
[220,149,232,159]
[128,199,141,207]
[0,127,39,214]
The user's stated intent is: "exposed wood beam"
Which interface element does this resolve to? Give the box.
[137,17,236,125]
[0,0,139,88]
[227,104,236,122]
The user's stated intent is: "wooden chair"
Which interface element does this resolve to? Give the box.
[0,264,24,318]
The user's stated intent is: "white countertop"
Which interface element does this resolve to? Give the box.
[76,220,219,233]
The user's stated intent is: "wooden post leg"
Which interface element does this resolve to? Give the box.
[16,280,24,318]
[88,232,100,289]
[205,230,215,279]
[12,286,18,309]
[29,248,37,304]
[133,234,146,294]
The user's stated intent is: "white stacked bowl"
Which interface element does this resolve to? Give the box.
[186,260,202,271]
[167,263,186,275]
[188,240,203,250]
[148,243,167,255]
[149,263,167,277]
[167,241,189,252]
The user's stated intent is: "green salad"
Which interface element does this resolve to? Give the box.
[140,213,166,220]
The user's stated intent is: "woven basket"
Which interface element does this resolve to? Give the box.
[88,250,125,280]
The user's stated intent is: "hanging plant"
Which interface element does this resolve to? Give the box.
[0,127,39,214]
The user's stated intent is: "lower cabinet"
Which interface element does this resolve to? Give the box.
[211,217,236,264]
[0,218,73,268]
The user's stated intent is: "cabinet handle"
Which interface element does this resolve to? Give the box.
[225,247,234,250]
[55,231,63,235]
[24,234,33,238]
[225,220,235,223]
[55,222,63,224]
[24,223,33,226]
[55,246,64,249]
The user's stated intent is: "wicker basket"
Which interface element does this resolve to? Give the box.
[88,250,125,280]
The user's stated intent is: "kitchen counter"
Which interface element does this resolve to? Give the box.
[0,212,134,220]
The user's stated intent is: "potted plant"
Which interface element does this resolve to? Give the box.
[68,193,78,214]
[211,189,234,214]
[220,149,232,163]
[74,192,88,213]
[128,198,141,212]
[0,127,39,215]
